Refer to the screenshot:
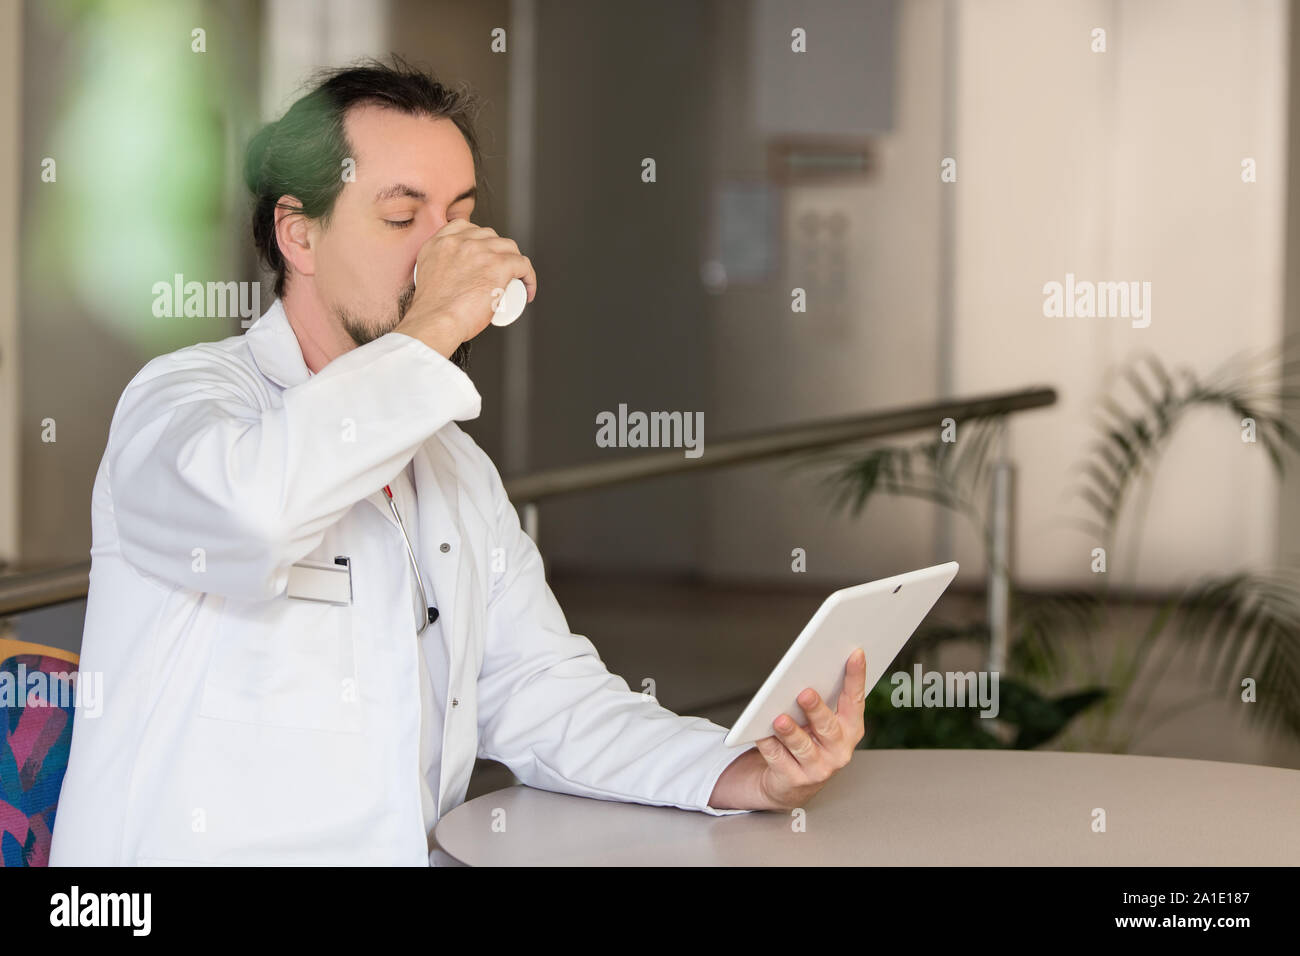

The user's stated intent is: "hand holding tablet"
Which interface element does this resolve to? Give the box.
[724,561,959,747]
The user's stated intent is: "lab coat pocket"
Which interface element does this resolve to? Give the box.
[199,596,362,735]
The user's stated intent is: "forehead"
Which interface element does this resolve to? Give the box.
[341,103,475,197]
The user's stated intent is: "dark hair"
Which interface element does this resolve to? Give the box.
[244,56,483,299]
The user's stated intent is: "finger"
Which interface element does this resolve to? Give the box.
[771,713,822,768]
[499,252,536,301]
[477,236,521,256]
[837,647,868,723]
[415,220,483,270]
[753,733,801,778]
[797,688,842,746]
[446,224,503,243]
[473,240,534,301]
[434,218,480,237]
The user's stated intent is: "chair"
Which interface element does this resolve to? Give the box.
[0,637,80,867]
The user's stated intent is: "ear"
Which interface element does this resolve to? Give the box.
[273,196,317,286]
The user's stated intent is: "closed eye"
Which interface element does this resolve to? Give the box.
[384,218,414,228]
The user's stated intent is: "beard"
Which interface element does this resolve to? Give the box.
[336,281,472,371]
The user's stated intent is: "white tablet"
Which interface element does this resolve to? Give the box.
[723,561,960,747]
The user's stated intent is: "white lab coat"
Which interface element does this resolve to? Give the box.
[49,300,754,866]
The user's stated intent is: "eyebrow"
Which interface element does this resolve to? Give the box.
[373,183,477,205]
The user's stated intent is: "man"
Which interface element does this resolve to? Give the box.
[50,59,866,866]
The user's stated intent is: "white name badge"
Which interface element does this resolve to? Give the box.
[285,557,353,605]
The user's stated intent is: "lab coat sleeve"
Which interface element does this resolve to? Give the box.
[108,331,481,600]
[473,457,758,816]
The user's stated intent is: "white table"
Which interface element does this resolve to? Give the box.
[433,749,1300,865]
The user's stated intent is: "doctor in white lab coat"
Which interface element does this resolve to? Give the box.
[50,291,755,866]
[50,65,865,866]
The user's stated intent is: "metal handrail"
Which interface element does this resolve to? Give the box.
[0,562,92,616]
[505,386,1055,501]
[0,385,1057,617]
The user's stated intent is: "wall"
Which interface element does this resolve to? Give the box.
[951,0,1288,589]
[524,0,716,571]
[696,0,1289,592]
[701,0,947,587]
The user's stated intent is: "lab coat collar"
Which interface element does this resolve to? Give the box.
[245,299,311,389]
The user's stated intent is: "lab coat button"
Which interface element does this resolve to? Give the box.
[451,698,459,707]
[440,542,451,553]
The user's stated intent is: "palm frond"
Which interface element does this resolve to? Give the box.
[1071,351,1300,545]
[1161,570,1300,740]
[1007,590,1106,680]
[789,414,1009,523]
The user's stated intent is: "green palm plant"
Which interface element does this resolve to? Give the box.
[1060,346,1300,749]
[785,414,1111,749]
[790,343,1300,754]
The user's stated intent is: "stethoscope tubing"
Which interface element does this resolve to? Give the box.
[384,484,432,635]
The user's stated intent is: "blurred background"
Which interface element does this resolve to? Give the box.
[2,0,1299,829]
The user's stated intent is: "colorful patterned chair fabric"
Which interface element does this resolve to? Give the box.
[0,637,80,867]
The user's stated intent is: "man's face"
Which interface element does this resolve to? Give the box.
[309,103,477,364]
